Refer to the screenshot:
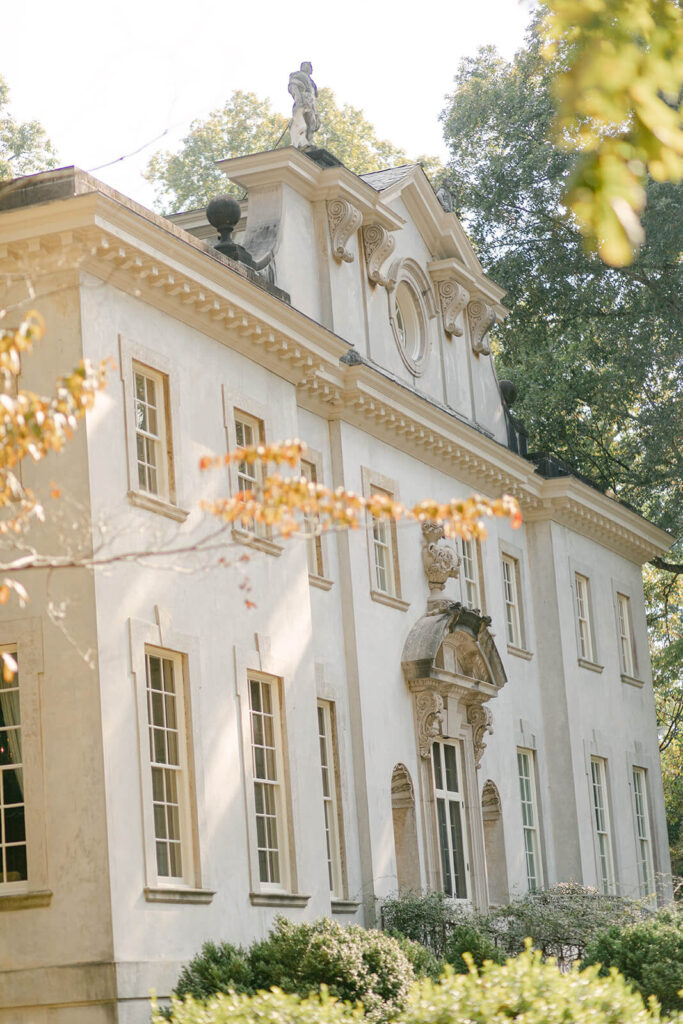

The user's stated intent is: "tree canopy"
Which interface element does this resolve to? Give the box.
[145,88,439,213]
[0,75,57,180]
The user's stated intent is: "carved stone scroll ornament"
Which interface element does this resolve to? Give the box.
[466,701,493,768]
[438,279,468,337]
[416,690,445,758]
[467,298,496,355]
[327,199,362,263]
[421,522,460,608]
[362,224,396,287]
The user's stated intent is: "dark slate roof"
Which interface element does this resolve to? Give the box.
[359,164,421,191]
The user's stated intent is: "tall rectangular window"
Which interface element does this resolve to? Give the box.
[301,459,324,578]
[632,767,654,899]
[317,700,343,897]
[502,555,522,647]
[575,574,594,662]
[0,653,26,887]
[134,366,170,499]
[617,594,635,677]
[371,487,397,596]
[235,412,267,537]
[517,749,543,892]
[249,676,287,887]
[432,740,469,899]
[145,650,191,881]
[461,538,481,609]
[590,757,615,894]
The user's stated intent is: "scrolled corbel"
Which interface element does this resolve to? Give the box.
[467,298,496,355]
[466,700,493,768]
[416,689,445,759]
[438,279,468,337]
[327,199,362,263]
[362,223,395,287]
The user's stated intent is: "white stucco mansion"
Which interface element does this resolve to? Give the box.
[0,141,672,1022]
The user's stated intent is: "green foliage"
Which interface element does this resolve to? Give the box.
[540,0,683,265]
[0,75,57,180]
[169,918,414,1023]
[174,941,253,1000]
[442,924,504,972]
[582,909,683,1012]
[153,985,364,1024]
[402,947,663,1024]
[388,933,443,981]
[145,88,437,213]
[380,890,461,956]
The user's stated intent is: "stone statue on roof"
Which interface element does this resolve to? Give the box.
[288,61,320,149]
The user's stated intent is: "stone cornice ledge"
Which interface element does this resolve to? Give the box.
[0,888,52,911]
[249,891,310,908]
[144,886,215,904]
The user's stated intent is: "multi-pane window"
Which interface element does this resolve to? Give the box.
[301,459,324,578]
[632,768,654,899]
[502,555,522,647]
[145,650,189,881]
[249,677,286,887]
[235,412,267,536]
[0,653,26,887]
[590,757,615,894]
[517,749,543,892]
[317,700,343,896]
[461,539,481,609]
[432,740,469,899]
[371,487,396,596]
[134,367,169,498]
[617,594,635,677]
[575,574,594,661]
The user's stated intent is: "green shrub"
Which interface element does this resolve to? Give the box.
[380,891,458,956]
[389,933,443,981]
[173,941,253,1000]
[401,947,663,1024]
[153,986,363,1024]
[168,918,414,1022]
[443,923,504,972]
[247,917,414,1021]
[582,909,683,1012]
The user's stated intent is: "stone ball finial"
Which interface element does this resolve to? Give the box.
[499,379,518,406]
[207,195,241,240]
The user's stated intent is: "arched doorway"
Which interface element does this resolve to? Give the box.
[482,780,509,905]
[391,764,421,892]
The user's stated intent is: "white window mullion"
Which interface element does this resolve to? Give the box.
[632,767,654,899]
[617,594,635,676]
[502,555,521,646]
[432,740,469,899]
[0,651,27,888]
[134,368,169,499]
[575,574,594,662]
[517,749,543,892]
[249,676,288,889]
[317,701,343,897]
[590,757,615,894]
[461,539,481,609]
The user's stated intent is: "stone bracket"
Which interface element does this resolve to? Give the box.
[466,700,493,768]
[327,199,362,263]
[438,278,469,337]
[467,298,496,355]
[362,223,396,287]
[415,689,445,759]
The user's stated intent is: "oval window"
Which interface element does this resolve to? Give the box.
[393,281,426,373]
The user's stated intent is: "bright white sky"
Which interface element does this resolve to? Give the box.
[4,0,534,209]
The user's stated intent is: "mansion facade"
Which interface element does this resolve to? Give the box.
[0,146,672,1023]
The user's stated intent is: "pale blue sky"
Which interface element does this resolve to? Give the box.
[4,0,534,208]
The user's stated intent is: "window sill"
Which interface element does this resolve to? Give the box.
[128,490,189,522]
[370,589,410,612]
[249,891,310,908]
[144,885,215,905]
[578,658,604,674]
[507,644,533,661]
[0,888,52,911]
[621,672,644,688]
[309,573,334,591]
[331,898,361,914]
[232,528,283,557]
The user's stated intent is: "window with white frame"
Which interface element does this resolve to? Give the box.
[501,555,522,647]
[234,411,268,537]
[461,538,482,610]
[517,749,543,892]
[590,757,615,894]
[617,594,636,677]
[145,649,192,882]
[432,740,469,899]
[248,676,288,888]
[134,365,171,500]
[301,458,325,578]
[317,700,343,897]
[575,574,595,662]
[0,652,26,887]
[371,487,398,597]
[632,767,654,899]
